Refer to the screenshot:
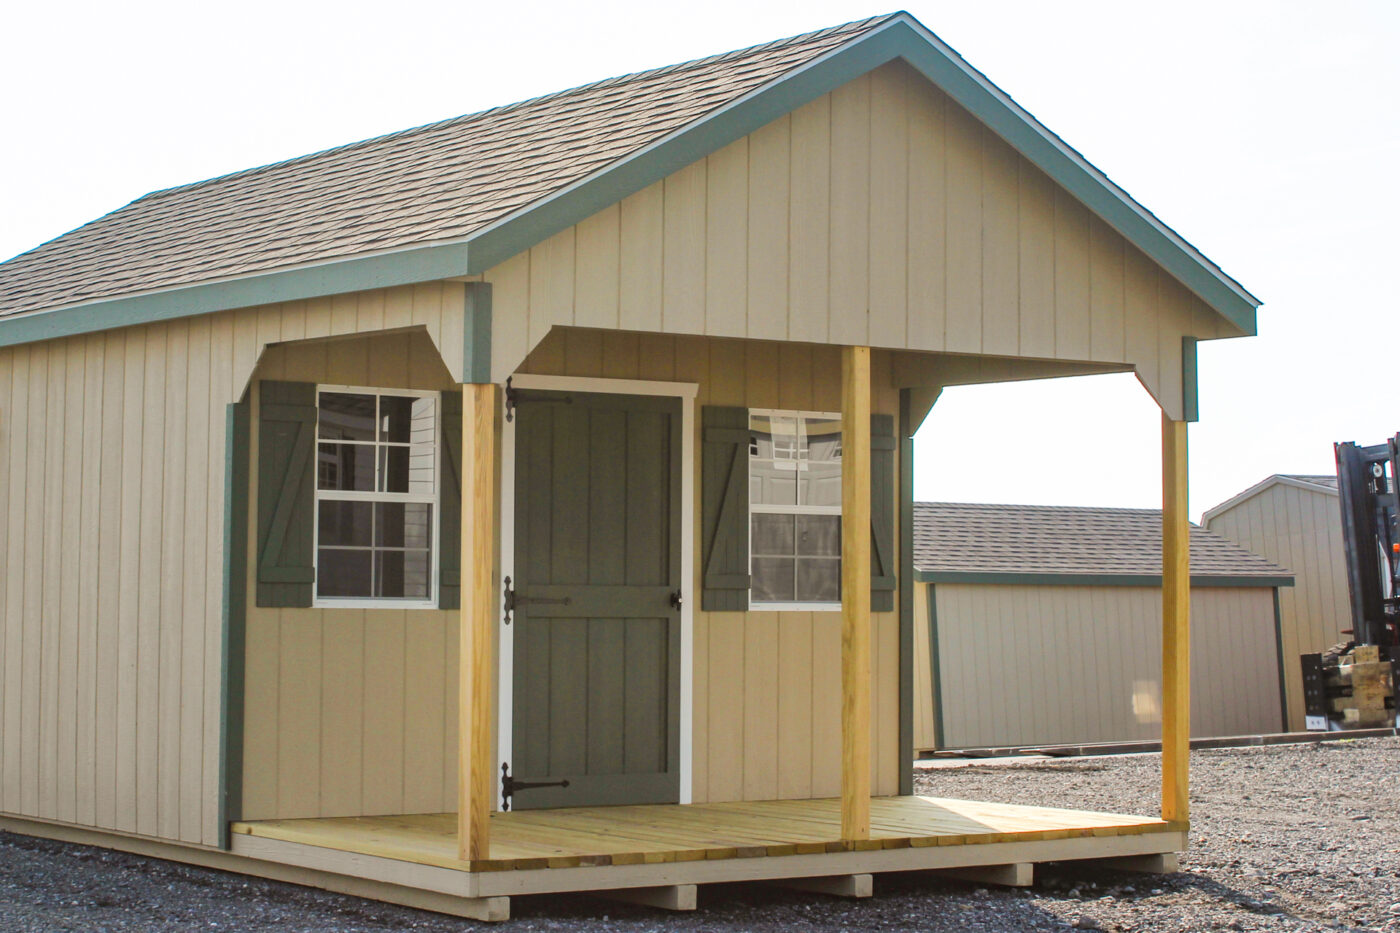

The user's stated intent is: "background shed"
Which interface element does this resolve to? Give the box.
[1203,475,1347,731]
[912,503,1293,752]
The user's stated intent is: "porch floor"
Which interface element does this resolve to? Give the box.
[231,795,1175,873]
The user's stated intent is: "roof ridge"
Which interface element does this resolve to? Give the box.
[132,13,898,206]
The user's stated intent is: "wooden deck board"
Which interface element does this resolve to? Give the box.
[232,796,1170,873]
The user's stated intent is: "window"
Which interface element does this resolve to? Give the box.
[315,386,439,606]
[749,410,842,608]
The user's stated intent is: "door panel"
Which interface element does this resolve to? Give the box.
[511,390,681,809]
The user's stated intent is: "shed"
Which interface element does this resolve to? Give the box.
[1203,475,1347,730]
[0,13,1261,920]
[911,503,1293,752]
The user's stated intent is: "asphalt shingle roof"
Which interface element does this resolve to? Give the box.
[0,15,892,320]
[1279,474,1337,490]
[913,502,1291,579]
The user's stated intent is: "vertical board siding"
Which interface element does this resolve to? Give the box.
[918,583,1284,748]
[485,60,1222,420]
[1205,484,1350,730]
[0,284,463,839]
[518,332,902,803]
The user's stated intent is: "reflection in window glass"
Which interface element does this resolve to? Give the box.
[315,388,439,604]
[749,411,842,606]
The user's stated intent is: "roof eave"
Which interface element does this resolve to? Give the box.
[913,570,1294,588]
[0,12,1260,347]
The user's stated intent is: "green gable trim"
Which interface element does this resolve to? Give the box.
[465,16,1259,334]
[914,570,1293,588]
[1182,336,1200,423]
[0,14,1256,350]
[0,242,472,350]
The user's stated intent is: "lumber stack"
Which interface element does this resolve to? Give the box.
[1326,645,1396,728]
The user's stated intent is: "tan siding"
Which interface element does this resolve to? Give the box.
[918,582,1284,748]
[0,286,461,841]
[486,60,1220,420]
[1205,483,1349,730]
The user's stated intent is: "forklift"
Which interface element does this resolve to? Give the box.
[1301,438,1400,730]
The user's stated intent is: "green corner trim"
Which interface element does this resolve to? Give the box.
[897,391,914,795]
[1272,587,1290,732]
[463,281,492,383]
[218,400,251,848]
[927,582,946,751]
[1182,337,1200,422]
[913,570,1294,588]
[0,15,1257,351]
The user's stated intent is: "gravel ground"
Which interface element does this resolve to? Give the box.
[1,737,1396,932]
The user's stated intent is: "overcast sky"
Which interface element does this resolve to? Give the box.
[3,1,1396,519]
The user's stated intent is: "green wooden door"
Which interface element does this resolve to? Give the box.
[510,390,682,809]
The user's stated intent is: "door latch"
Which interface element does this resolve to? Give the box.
[670,590,683,611]
[500,762,570,811]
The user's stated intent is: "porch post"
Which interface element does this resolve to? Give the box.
[841,346,872,840]
[1161,414,1190,824]
[459,383,498,861]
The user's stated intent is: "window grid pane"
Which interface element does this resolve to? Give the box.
[749,411,842,605]
[315,388,438,603]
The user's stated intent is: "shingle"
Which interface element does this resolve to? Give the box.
[1279,474,1337,490]
[0,15,894,319]
[912,502,1291,578]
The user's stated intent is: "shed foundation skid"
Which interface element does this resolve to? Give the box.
[227,795,1181,918]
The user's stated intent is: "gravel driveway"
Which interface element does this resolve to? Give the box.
[2,737,1396,932]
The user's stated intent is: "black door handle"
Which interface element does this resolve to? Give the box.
[670,590,683,610]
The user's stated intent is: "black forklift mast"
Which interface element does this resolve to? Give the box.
[1301,438,1400,731]
[1334,437,1400,649]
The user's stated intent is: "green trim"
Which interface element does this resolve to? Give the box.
[897,391,914,795]
[0,243,472,349]
[463,282,492,383]
[1182,337,1200,422]
[913,570,1295,588]
[465,16,1259,333]
[1272,587,1290,732]
[927,582,946,751]
[0,14,1256,351]
[218,400,251,848]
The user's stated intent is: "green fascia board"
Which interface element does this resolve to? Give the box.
[0,13,1258,350]
[0,242,471,349]
[464,15,1260,335]
[1182,337,1200,423]
[913,570,1294,588]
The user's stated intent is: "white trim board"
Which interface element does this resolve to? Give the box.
[497,374,698,808]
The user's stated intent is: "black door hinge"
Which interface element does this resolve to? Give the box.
[500,761,570,811]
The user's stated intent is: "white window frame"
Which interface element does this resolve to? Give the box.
[313,384,442,610]
[748,408,843,613]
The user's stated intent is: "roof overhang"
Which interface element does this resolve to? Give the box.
[914,570,1294,588]
[0,13,1260,350]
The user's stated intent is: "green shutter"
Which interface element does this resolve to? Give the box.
[439,390,463,610]
[257,381,317,608]
[870,413,897,612]
[701,406,750,611]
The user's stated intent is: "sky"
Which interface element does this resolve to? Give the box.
[2,1,1396,520]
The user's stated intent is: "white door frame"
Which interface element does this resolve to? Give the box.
[497,373,698,808]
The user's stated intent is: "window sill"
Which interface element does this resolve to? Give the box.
[313,599,441,611]
[748,601,842,613]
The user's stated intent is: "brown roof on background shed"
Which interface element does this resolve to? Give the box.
[913,502,1291,579]
[0,16,892,319]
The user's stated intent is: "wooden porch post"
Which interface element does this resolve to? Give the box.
[459,383,498,861]
[841,346,872,841]
[1161,414,1190,824]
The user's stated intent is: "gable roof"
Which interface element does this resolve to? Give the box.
[914,502,1292,586]
[1201,473,1338,526]
[0,12,1260,349]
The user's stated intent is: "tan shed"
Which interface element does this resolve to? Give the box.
[1203,475,1348,731]
[913,503,1293,752]
[0,12,1264,920]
